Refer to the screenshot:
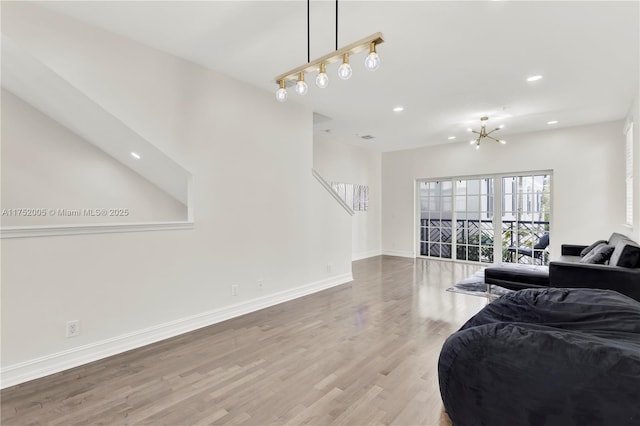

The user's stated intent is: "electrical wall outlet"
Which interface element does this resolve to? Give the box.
[257,279,263,291]
[231,285,238,296]
[66,320,80,338]
[327,263,333,273]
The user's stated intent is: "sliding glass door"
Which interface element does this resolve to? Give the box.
[418,172,551,265]
[454,178,495,263]
[501,174,551,264]
[419,181,453,259]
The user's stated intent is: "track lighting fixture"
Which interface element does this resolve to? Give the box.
[274,0,383,102]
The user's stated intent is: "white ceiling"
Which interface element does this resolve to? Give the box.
[36,1,639,152]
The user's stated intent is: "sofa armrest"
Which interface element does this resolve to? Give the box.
[561,244,588,256]
[549,262,640,301]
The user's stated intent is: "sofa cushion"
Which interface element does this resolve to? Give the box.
[610,240,640,268]
[580,239,608,257]
[608,232,632,247]
[580,244,615,264]
[484,263,550,290]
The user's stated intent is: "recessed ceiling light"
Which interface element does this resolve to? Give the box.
[527,75,543,82]
[131,152,141,159]
[393,106,404,112]
[547,120,558,125]
[448,136,456,140]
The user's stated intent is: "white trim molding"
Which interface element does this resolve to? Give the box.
[381,249,415,258]
[0,221,194,239]
[0,273,353,389]
[352,250,382,261]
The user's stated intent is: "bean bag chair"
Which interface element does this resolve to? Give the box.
[438,288,640,426]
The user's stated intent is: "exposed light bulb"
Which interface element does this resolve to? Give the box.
[338,54,352,80]
[295,72,308,95]
[316,63,329,88]
[470,140,476,145]
[295,80,308,95]
[275,80,288,102]
[475,144,480,150]
[499,140,507,144]
[364,42,380,71]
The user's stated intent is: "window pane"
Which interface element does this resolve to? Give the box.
[481,178,492,195]
[467,179,480,195]
[503,177,514,195]
[456,180,467,195]
[442,181,453,196]
[432,181,441,196]
[456,222,466,244]
[441,224,452,243]
[480,195,490,213]
[467,195,480,212]
[468,246,480,262]
[534,175,545,192]
[442,197,452,213]
[456,246,467,260]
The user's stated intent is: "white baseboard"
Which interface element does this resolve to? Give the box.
[0,273,353,389]
[381,249,415,258]
[352,250,382,261]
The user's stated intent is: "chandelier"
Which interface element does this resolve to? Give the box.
[274,0,384,102]
[468,117,506,149]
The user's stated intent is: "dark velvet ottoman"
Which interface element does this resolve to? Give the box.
[438,288,640,426]
[484,262,549,292]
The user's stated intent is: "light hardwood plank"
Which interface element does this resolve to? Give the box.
[1,257,485,425]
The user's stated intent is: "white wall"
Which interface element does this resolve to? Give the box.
[382,121,628,259]
[1,3,352,386]
[313,134,382,260]
[1,90,187,225]
[627,90,640,243]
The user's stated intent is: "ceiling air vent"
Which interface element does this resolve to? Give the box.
[360,135,375,140]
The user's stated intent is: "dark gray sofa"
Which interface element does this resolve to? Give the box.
[485,232,640,301]
[549,232,640,301]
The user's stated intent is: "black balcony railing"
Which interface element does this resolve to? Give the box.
[419,218,550,264]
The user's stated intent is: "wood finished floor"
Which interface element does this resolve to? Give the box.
[1,256,487,426]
